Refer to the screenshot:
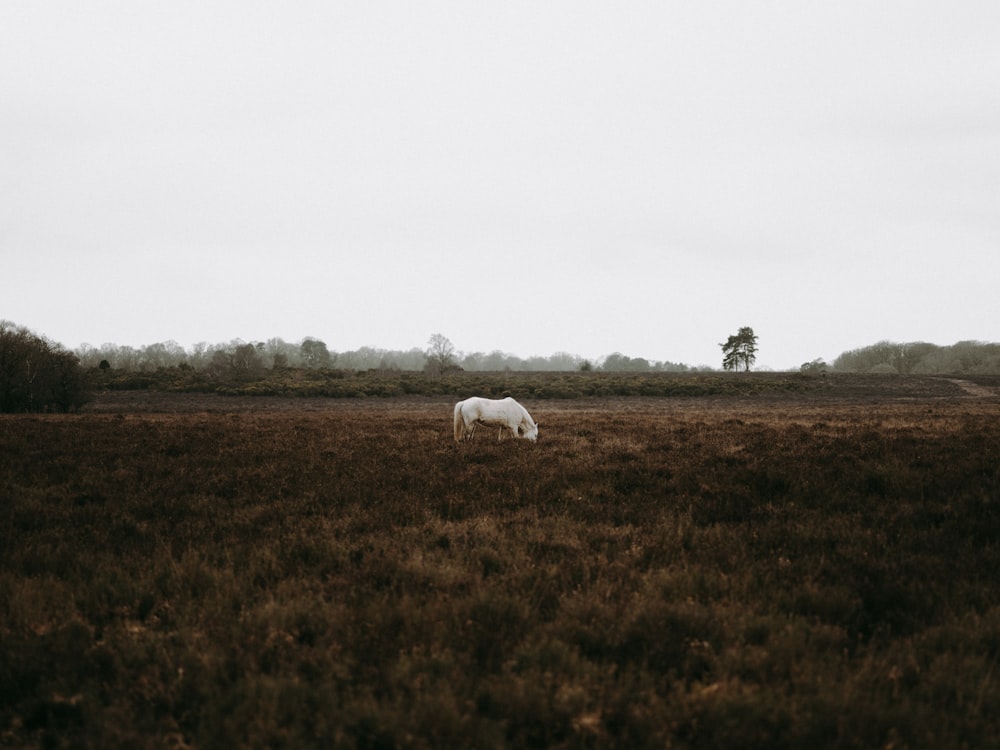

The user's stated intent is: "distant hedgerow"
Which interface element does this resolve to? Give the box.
[88,368,831,400]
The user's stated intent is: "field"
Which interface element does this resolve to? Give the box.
[2,375,999,748]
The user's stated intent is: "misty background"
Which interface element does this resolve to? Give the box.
[69,335,1000,376]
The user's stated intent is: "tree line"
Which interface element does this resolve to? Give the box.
[0,321,89,412]
[73,336,703,375]
[72,332,1000,380]
[6,319,1000,412]
[831,340,1000,375]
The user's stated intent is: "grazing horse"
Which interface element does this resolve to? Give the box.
[453,397,539,443]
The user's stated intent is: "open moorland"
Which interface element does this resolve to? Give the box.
[2,374,999,748]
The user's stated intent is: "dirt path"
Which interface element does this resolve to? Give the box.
[947,379,998,398]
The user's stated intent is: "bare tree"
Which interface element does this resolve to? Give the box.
[425,333,458,376]
[206,341,265,380]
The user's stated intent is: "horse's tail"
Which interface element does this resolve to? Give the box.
[453,401,465,442]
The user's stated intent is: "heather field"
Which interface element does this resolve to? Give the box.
[2,375,999,748]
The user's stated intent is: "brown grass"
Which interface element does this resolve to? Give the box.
[2,380,999,748]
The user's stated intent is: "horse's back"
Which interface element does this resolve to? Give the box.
[460,396,516,423]
[458,396,485,416]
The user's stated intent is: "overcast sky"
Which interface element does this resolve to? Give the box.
[3,2,998,369]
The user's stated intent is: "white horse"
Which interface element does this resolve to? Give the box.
[453,397,539,443]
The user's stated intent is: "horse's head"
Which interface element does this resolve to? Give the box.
[522,421,539,442]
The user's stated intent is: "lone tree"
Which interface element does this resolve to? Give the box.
[721,326,758,372]
[424,333,458,376]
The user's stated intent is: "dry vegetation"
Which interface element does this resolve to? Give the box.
[2,375,999,748]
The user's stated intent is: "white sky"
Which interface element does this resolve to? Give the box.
[3,2,998,369]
